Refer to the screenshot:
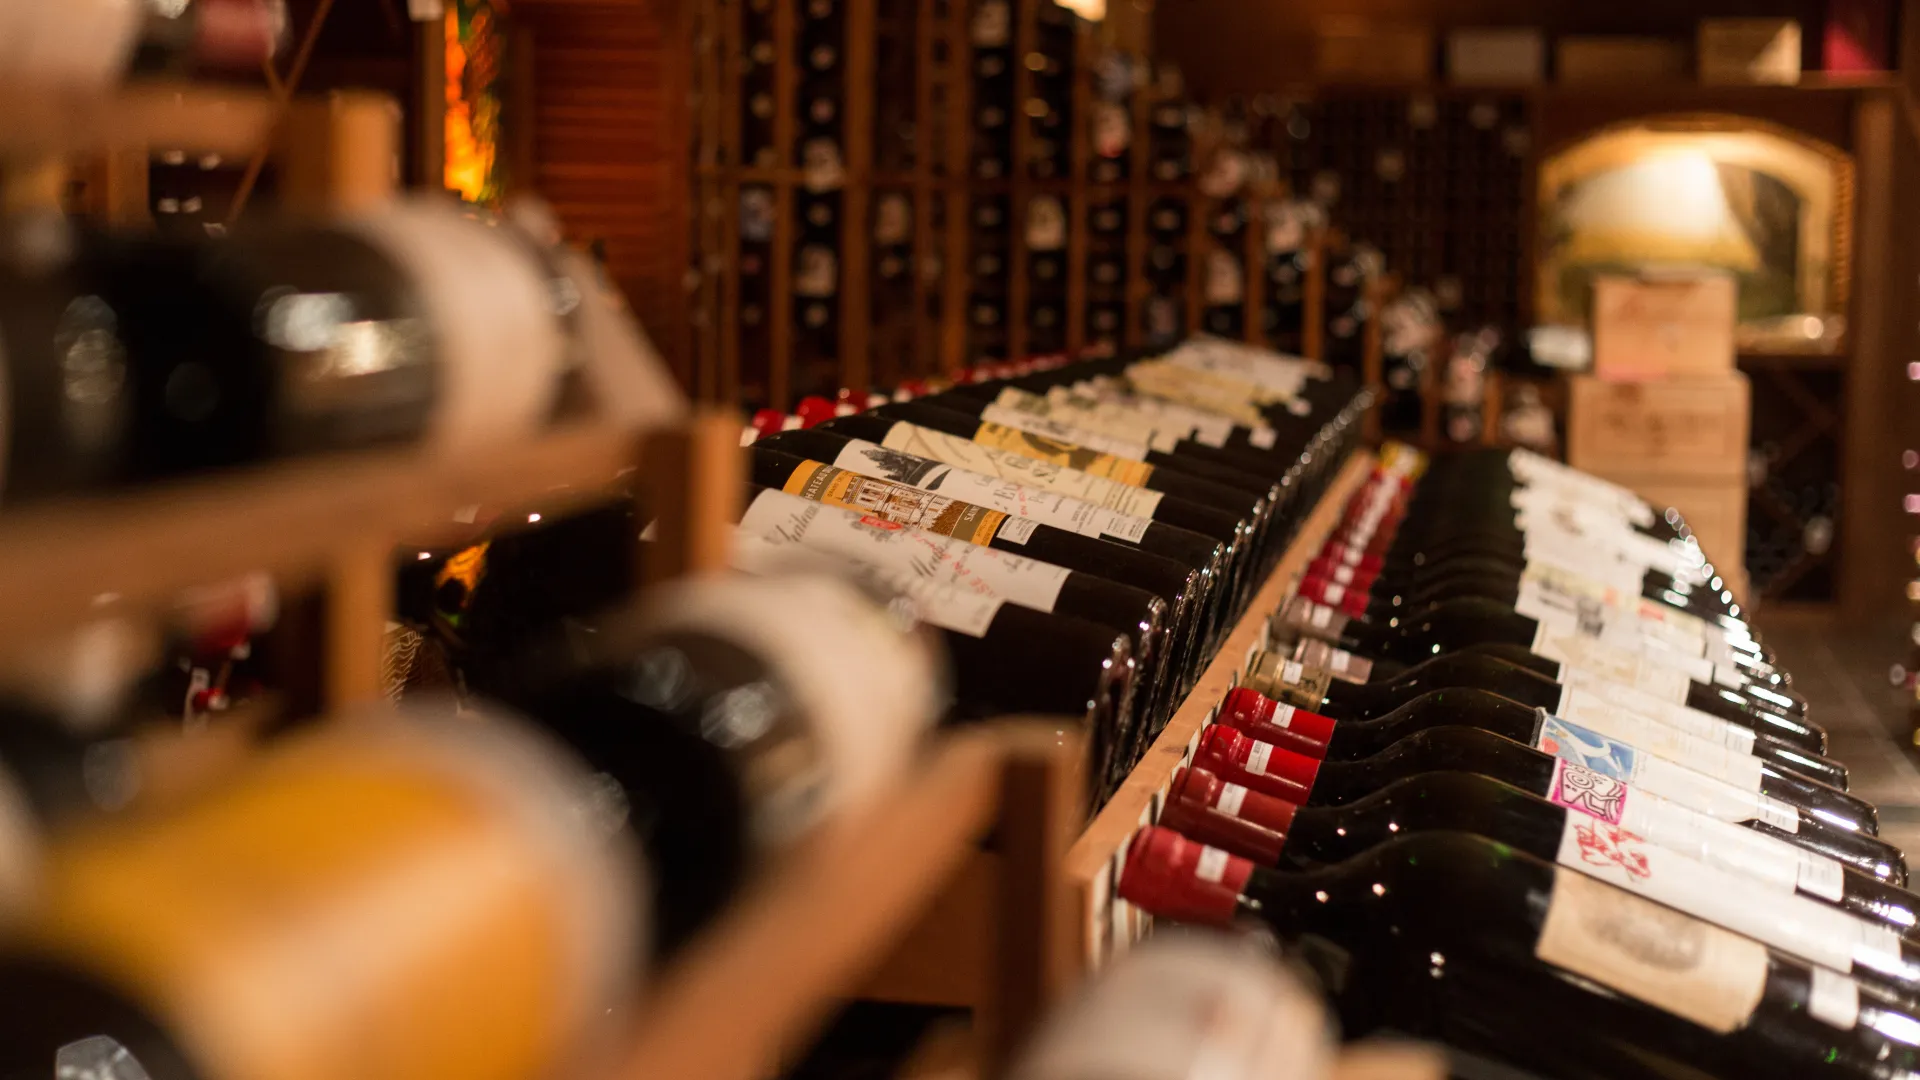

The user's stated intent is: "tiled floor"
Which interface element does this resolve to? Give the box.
[1759,615,1920,857]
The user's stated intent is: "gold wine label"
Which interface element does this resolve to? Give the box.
[1243,650,1334,709]
[969,422,1157,487]
[1535,870,1766,1034]
[783,459,1008,546]
[13,708,642,1080]
[1293,638,1373,685]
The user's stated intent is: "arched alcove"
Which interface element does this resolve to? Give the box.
[1535,114,1852,350]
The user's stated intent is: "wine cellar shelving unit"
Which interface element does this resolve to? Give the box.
[684,0,1333,410]
[0,79,1093,1080]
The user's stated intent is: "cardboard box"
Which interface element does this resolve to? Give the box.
[1591,271,1737,380]
[1315,20,1434,83]
[1583,472,1750,587]
[1448,28,1545,85]
[1556,36,1687,83]
[1566,373,1751,480]
[1699,18,1801,85]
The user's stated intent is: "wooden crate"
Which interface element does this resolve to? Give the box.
[1566,373,1751,481]
[1591,272,1738,380]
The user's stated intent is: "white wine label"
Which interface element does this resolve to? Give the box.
[1159,339,1318,397]
[733,534,1005,638]
[1552,817,1900,976]
[637,574,941,821]
[1511,480,1655,530]
[347,200,565,453]
[1519,582,1709,660]
[980,403,1153,462]
[1246,742,1274,776]
[1534,715,1797,833]
[1545,761,1842,900]
[1319,582,1347,606]
[1195,844,1230,883]
[1540,704,1764,792]
[996,517,1040,544]
[878,423,1166,517]
[1536,635,1695,706]
[1535,869,1767,1034]
[1216,783,1248,815]
[1329,564,1355,586]
[1558,681,1758,756]
[739,489,1072,613]
[832,438,1156,544]
[1006,387,1180,450]
[1809,967,1862,1031]
[1311,603,1335,629]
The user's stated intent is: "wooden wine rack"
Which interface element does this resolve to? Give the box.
[0,80,1089,1080]
[684,0,1334,409]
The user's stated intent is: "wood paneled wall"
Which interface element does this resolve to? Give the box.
[516,0,694,385]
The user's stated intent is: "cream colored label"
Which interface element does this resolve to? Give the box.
[1558,680,1758,756]
[979,403,1153,462]
[1536,634,1694,706]
[830,439,1155,543]
[739,490,1071,613]
[1809,967,1861,1031]
[1535,870,1767,1034]
[965,422,1159,488]
[876,422,1166,516]
[732,534,1004,638]
[1216,784,1248,815]
[1553,818,1900,976]
[782,460,1009,546]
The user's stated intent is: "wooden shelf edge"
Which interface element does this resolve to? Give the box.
[1062,450,1378,968]
[0,411,741,651]
[0,80,278,157]
[612,727,1008,1080]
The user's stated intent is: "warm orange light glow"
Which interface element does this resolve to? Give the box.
[445,3,503,204]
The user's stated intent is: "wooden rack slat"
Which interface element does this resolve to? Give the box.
[0,414,741,654]
[1302,228,1328,361]
[1063,22,1092,356]
[0,81,277,157]
[616,721,1080,1080]
[912,0,941,378]
[1063,450,1375,966]
[1006,0,1040,363]
[769,0,799,407]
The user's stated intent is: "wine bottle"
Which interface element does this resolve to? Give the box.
[814,412,1257,611]
[1005,934,1337,1080]
[747,446,1193,716]
[1120,826,1920,1080]
[730,539,1137,799]
[1,0,283,88]
[1239,652,1864,831]
[464,573,940,955]
[860,401,1276,561]
[912,389,1293,522]
[1243,645,1828,761]
[1224,679,1845,795]
[1155,769,1920,998]
[755,427,1230,647]
[98,198,582,483]
[1275,595,1811,732]
[0,705,643,1080]
[1163,763,1920,935]
[1191,723,1904,883]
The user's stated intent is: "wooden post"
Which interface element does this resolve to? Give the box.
[640,411,745,585]
[1301,227,1327,361]
[840,0,878,391]
[1241,191,1265,344]
[1360,274,1392,443]
[977,723,1083,1073]
[1064,22,1091,356]
[277,92,402,216]
[912,0,940,377]
[939,0,973,375]
[412,5,446,190]
[767,0,799,408]
[1006,0,1039,362]
[1121,85,1153,349]
[324,541,394,710]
